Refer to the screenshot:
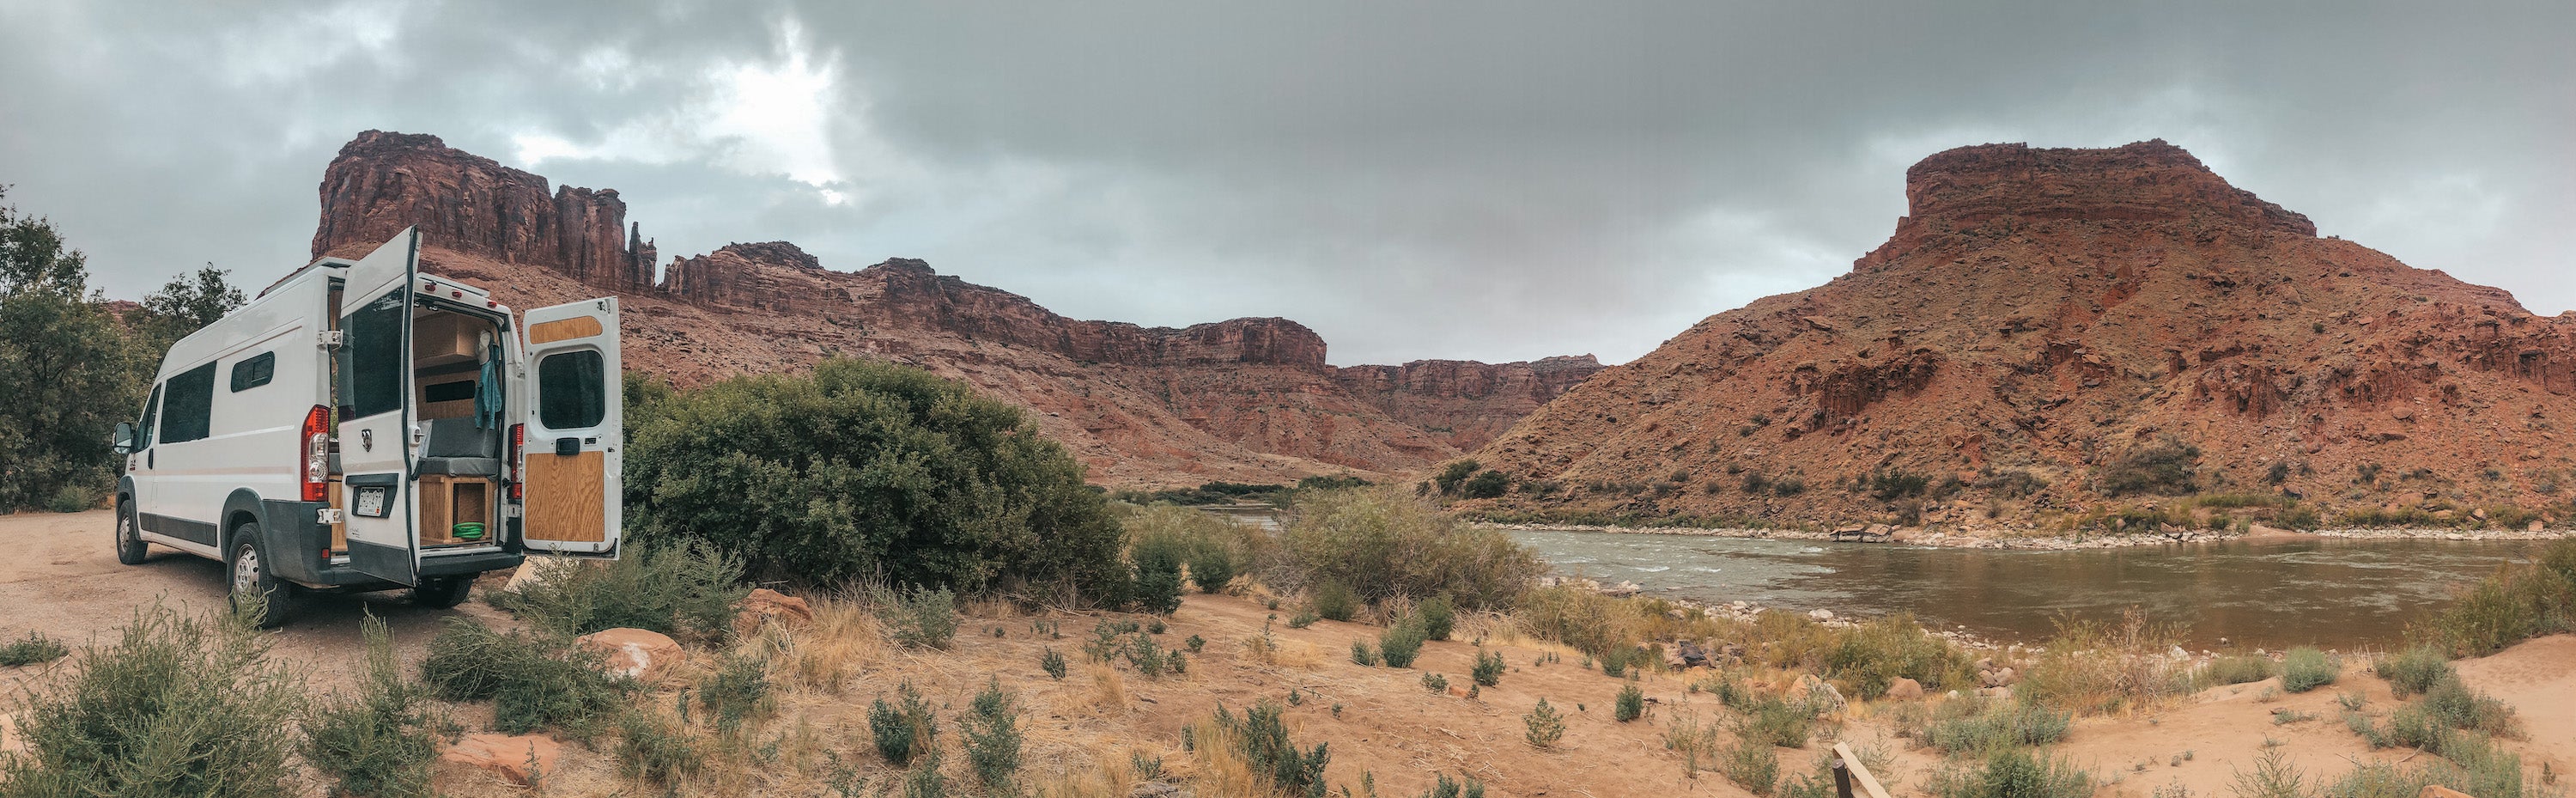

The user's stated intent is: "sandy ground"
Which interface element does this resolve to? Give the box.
[1,508,2569,798]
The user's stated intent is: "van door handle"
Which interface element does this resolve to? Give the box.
[555,437,580,456]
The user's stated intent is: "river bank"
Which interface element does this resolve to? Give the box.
[1477,521,2573,551]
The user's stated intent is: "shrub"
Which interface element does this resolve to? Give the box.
[302,615,442,798]
[0,602,297,798]
[1123,633,1169,678]
[1214,701,1330,797]
[1523,698,1566,748]
[1461,470,1510,499]
[2228,750,2307,798]
[2280,647,2338,693]
[1350,640,1380,667]
[1379,616,1429,668]
[1737,694,1820,748]
[2417,674,2516,738]
[2418,538,2576,656]
[1926,749,2093,798]
[1472,649,1507,686]
[1822,614,1978,697]
[488,543,746,643]
[2098,436,2202,496]
[623,358,1127,597]
[1418,594,1456,641]
[963,679,1023,789]
[1434,460,1479,496]
[699,651,771,734]
[880,586,960,649]
[1599,646,1632,678]
[417,619,623,736]
[0,630,69,667]
[1040,648,1068,679]
[870,681,939,765]
[1309,581,1360,622]
[1921,697,2071,756]
[1615,685,1645,722]
[1275,490,1544,609]
[1188,543,1240,594]
[615,710,699,783]
[1422,673,1449,693]
[1287,609,1321,629]
[1724,735,1778,795]
[2196,654,2275,689]
[42,484,94,513]
[1131,539,1187,616]
[2374,646,2452,697]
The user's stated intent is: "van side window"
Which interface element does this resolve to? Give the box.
[538,350,605,429]
[161,362,217,443]
[229,351,276,392]
[137,383,162,449]
[347,293,405,417]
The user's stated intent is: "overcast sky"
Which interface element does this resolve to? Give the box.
[1,2,2567,366]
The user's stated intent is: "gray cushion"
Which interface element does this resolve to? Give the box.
[423,417,497,459]
[416,457,501,477]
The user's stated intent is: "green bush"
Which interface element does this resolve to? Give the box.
[880,586,960,649]
[1287,609,1321,629]
[2197,654,2275,688]
[699,651,771,734]
[1130,532,1187,616]
[1614,685,1645,722]
[2419,538,2576,656]
[870,681,939,765]
[1822,615,1978,697]
[1378,616,1429,668]
[0,602,298,798]
[42,484,94,513]
[0,631,68,667]
[1472,649,1506,686]
[0,195,160,515]
[1350,640,1380,667]
[1040,648,1068,679]
[1188,543,1240,594]
[1927,749,2093,798]
[302,615,442,798]
[623,358,1127,598]
[2281,647,2338,693]
[1276,490,1543,609]
[416,619,624,736]
[963,679,1023,789]
[1523,698,1566,748]
[1461,470,1510,499]
[616,710,700,783]
[490,543,747,643]
[1216,701,1330,796]
[1434,460,1480,496]
[1422,673,1449,692]
[1921,697,2071,756]
[1417,594,1457,641]
[2373,646,2452,697]
[1309,581,1361,622]
[2417,675,2517,738]
[2098,436,2202,496]
[1736,694,1820,748]
[1724,735,1778,795]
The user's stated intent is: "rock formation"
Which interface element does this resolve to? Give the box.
[307,131,1596,485]
[1467,139,2576,527]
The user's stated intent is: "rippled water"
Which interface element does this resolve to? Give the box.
[1498,528,2550,649]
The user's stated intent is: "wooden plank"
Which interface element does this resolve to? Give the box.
[1832,741,1893,798]
[419,475,457,546]
[329,480,345,552]
[527,316,602,344]
[525,451,606,543]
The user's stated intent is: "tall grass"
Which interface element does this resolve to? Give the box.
[2017,608,2188,714]
[2416,538,2575,656]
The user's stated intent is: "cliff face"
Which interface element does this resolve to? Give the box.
[1468,139,2576,527]
[311,131,1593,485]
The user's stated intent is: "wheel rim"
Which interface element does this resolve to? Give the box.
[232,546,262,595]
[118,511,136,546]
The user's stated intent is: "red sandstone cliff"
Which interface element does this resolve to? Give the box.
[1467,140,2576,527]
[306,131,1593,485]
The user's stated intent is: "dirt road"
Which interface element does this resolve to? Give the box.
[0,509,512,693]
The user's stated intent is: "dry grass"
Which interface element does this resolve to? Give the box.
[750,594,884,694]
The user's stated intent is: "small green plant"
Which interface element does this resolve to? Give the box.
[1186,634,1206,653]
[1309,581,1361,622]
[2416,674,2517,737]
[2,602,301,798]
[1187,543,1240,594]
[2269,707,2316,725]
[418,618,625,736]
[1147,617,1167,635]
[1418,594,1456,641]
[880,586,961,649]
[1725,735,1779,795]
[1926,749,2093,798]
[0,630,70,667]
[1472,649,1506,686]
[869,681,939,765]
[2373,646,2453,697]
[1124,633,1169,678]
[1040,648,1068,679]
[615,710,700,783]
[2227,750,2306,798]
[1600,646,1631,678]
[1919,697,2071,755]
[1523,698,1566,748]
[2279,647,2337,693]
[2335,692,2366,711]
[2196,654,2275,688]
[1287,610,1320,629]
[1422,673,1449,693]
[1351,639,1381,667]
[1213,701,1330,797]
[489,543,748,643]
[1615,685,1645,722]
[1167,650,1188,675]
[699,650,771,734]
[1378,615,1429,668]
[1665,712,1723,777]
[301,614,442,798]
[963,679,1023,790]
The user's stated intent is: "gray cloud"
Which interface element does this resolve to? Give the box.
[2,0,2567,365]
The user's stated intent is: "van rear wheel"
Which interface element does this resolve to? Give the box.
[114,499,148,565]
[410,576,473,608]
[227,531,295,628]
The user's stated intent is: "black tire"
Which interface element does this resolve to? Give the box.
[410,576,474,608]
[227,528,295,628]
[114,498,148,565]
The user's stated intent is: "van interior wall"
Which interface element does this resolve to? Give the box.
[415,308,500,548]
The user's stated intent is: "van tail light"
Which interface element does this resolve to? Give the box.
[301,405,331,502]
[508,423,526,500]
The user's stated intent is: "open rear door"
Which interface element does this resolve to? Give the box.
[520,296,623,557]
[337,228,421,585]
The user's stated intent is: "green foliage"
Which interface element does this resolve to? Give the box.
[1461,470,1510,499]
[1735,693,1822,748]
[880,586,960,649]
[135,265,246,349]
[2415,674,2517,738]
[1217,701,1330,798]
[2373,646,2453,697]
[302,614,441,798]
[2228,750,2307,798]
[489,543,747,643]
[1821,614,1979,697]
[2098,436,2202,496]
[623,358,1127,597]
[1724,735,1778,795]
[1278,490,1543,609]
[1039,648,1068,679]
[1472,649,1507,686]
[2418,538,2576,656]
[1122,631,1169,677]
[1870,470,1933,501]
[1309,581,1360,622]
[1522,698,1566,748]
[699,651,771,734]
[0,631,68,667]
[2280,647,2338,693]
[1434,460,1480,496]
[615,710,700,783]
[1188,541,1241,594]
[2197,655,2275,689]
[1377,615,1428,668]
[1413,772,1489,798]
[416,619,624,737]
[963,679,1023,789]
[1129,521,1188,615]
[0,191,151,512]
[1350,639,1380,667]
[1925,749,2093,798]
[0,602,297,798]
[1421,672,1449,693]
[1417,594,1456,642]
[1918,697,2071,756]
[1109,480,1290,505]
[1287,609,1321,629]
[1614,685,1645,722]
[869,681,939,765]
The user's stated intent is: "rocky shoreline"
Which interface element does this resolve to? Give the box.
[1477,521,2571,551]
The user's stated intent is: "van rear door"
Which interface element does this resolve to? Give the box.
[519,297,623,558]
[337,228,422,585]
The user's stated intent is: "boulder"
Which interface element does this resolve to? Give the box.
[440,733,562,786]
[1885,677,1925,699]
[1675,639,1710,668]
[576,628,683,683]
[734,588,815,637]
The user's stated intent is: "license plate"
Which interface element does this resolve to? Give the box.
[355,486,388,518]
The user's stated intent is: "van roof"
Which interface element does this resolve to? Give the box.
[254,257,354,300]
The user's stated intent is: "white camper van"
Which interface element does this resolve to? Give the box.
[112,228,623,625]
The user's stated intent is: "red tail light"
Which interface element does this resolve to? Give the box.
[301,405,330,502]
[508,423,526,500]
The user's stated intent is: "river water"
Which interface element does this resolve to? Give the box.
[1497,528,2552,649]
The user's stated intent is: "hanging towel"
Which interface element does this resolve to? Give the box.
[475,344,504,429]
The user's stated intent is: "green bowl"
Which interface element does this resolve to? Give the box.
[453,521,486,540]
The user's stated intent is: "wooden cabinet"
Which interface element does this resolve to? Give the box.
[418,475,492,546]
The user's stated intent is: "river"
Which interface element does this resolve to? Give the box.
[1498,528,2550,650]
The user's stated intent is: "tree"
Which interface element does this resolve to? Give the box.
[0,188,146,510]
[1461,470,1510,499]
[1433,460,1479,496]
[137,264,244,348]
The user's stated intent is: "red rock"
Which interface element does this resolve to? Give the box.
[311,131,657,295]
[575,628,683,683]
[1886,677,1926,699]
[439,733,560,786]
[735,588,814,637]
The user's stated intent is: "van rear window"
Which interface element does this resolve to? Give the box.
[161,362,216,443]
[346,292,405,417]
[538,350,605,429]
[229,351,275,392]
